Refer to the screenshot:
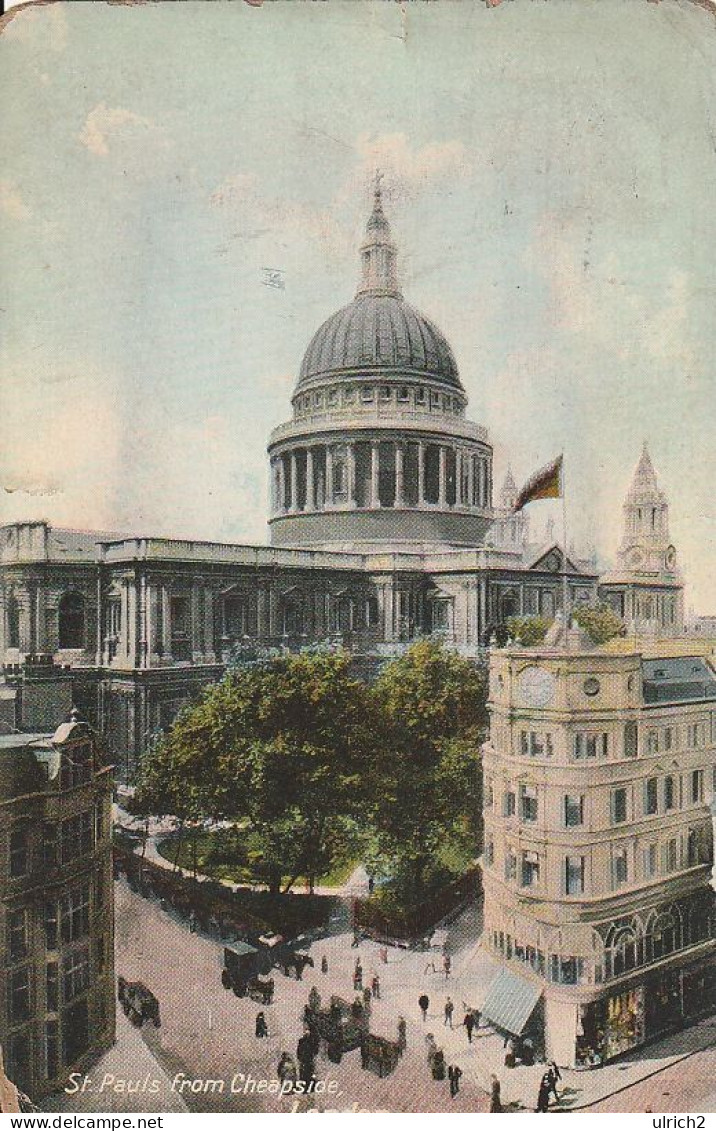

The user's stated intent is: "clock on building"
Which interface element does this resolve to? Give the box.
[664,546,677,570]
[517,665,556,708]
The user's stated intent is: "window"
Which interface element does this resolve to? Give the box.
[644,843,658,878]
[46,962,58,1012]
[45,900,58,950]
[645,777,658,816]
[691,770,704,804]
[62,946,90,1002]
[521,850,540,887]
[43,822,58,868]
[397,386,409,403]
[58,592,85,649]
[521,730,553,757]
[7,594,20,649]
[687,723,702,748]
[687,828,701,866]
[664,727,673,751]
[624,721,638,758]
[503,790,515,817]
[664,775,676,810]
[520,785,538,822]
[9,823,29,878]
[60,885,90,945]
[613,848,628,887]
[663,838,678,873]
[46,1019,59,1080]
[612,788,628,824]
[564,795,584,827]
[565,856,585,895]
[8,966,30,1023]
[60,741,93,791]
[484,840,494,866]
[574,732,608,759]
[505,849,517,881]
[61,811,93,864]
[8,908,28,962]
[379,386,391,402]
[646,730,659,755]
[360,387,374,403]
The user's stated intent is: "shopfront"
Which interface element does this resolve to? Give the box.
[576,987,645,1067]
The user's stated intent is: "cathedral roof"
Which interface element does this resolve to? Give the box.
[295,184,463,394]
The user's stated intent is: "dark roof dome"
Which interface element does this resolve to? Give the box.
[295,183,463,394]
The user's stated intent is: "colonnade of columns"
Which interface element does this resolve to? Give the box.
[270,438,492,515]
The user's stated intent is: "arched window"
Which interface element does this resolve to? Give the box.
[58,592,85,649]
[7,593,20,649]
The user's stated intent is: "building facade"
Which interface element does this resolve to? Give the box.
[0,714,115,1097]
[481,641,716,1067]
[0,192,685,780]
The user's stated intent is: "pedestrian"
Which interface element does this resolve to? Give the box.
[308,986,321,1012]
[277,1052,297,1090]
[368,874,375,894]
[504,1037,516,1068]
[431,1048,446,1081]
[188,909,197,933]
[371,972,381,1000]
[351,996,364,1023]
[418,993,429,1021]
[423,957,437,974]
[490,1074,503,1113]
[397,1016,407,1052]
[444,996,454,1028]
[296,1033,315,1089]
[362,985,372,1014]
[463,1011,475,1042]
[425,1032,437,1066]
[536,1075,551,1113]
[443,952,451,979]
[351,928,361,948]
[379,945,388,965]
[353,959,363,991]
[320,955,328,975]
[448,1063,463,1098]
[546,1062,561,1103]
[255,1011,269,1039]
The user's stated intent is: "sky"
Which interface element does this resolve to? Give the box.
[1,0,716,610]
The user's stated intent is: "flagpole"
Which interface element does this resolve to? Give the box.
[561,453,570,647]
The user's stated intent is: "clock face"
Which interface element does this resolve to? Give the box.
[517,665,556,708]
[665,546,677,570]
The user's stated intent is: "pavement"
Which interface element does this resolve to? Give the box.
[42,1005,188,1114]
[58,875,716,1114]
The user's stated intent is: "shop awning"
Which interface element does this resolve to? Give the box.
[481,969,542,1035]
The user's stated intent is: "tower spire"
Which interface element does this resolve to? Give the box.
[356,172,402,299]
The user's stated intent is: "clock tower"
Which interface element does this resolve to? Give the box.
[600,444,684,636]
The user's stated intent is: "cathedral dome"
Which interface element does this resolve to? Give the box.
[297,294,462,391]
[295,182,463,395]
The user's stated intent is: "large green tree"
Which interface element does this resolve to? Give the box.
[133,651,375,893]
[369,640,488,904]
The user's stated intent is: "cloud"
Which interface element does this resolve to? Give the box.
[2,4,67,52]
[79,103,154,157]
[0,179,30,221]
[335,133,472,211]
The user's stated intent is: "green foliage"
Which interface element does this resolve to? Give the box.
[572,601,626,644]
[505,615,553,646]
[368,640,487,903]
[133,651,375,894]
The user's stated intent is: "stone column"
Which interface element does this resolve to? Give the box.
[289,450,298,513]
[160,585,172,661]
[138,573,149,668]
[147,583,160,665]
[325,444,334,508]
[370,442,380,508]
[479,579,488,645]
[257,585,270,640]
[467,452,475,509]
[480,459,488,507]
[347,442,356,505]
[305,448,315,512]
[487,460,493,508]
[381,582,395,642]
[204,587,215,661]
[95,575,104,665]
[417,441,426,505]
[275,457,284,513]
[438,446,447,506]
[191,582,203,662]
[395,442,405,507]
[35,584,47,654]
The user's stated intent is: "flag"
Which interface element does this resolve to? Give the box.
[511,454,563,514]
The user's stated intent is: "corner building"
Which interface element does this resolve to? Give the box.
[0,714,114,1097]
[481,642,716,1067]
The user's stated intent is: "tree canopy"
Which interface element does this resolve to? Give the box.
[133,651,375,893]
[572,601,626,644]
